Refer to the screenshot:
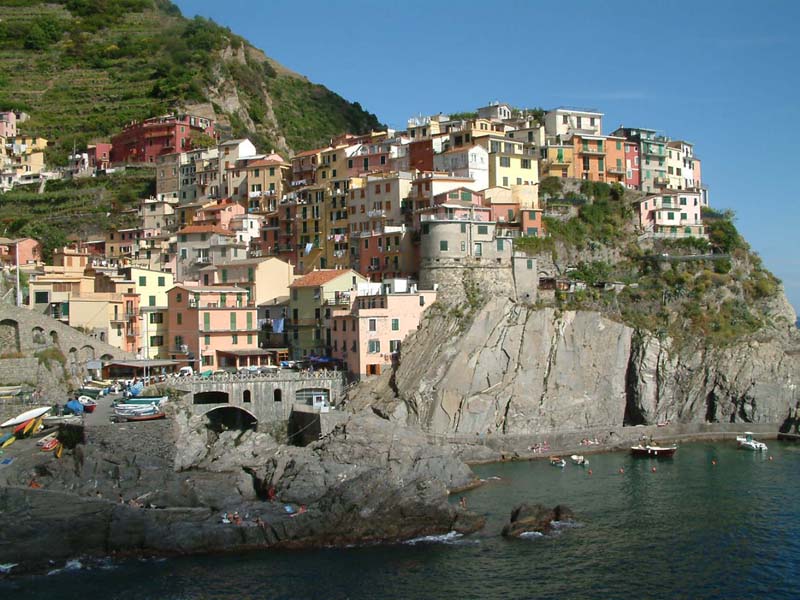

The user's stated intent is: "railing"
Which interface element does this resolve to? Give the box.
[579,146,605,155]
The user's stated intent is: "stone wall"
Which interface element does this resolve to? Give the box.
[419,257,516,306]
[0,304,134,403]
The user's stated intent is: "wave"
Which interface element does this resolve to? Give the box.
[404,531,464,545]
[47,559,83,576]
[518,531,544,539]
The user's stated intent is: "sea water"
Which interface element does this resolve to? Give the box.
[4,441,799,599]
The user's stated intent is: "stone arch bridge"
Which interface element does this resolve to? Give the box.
[177,370,346,426]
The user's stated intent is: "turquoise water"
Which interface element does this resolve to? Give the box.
[5,441,799,599]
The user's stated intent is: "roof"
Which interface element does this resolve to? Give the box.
[244,154,289,167]
[171,284,248,294]
[104,359,180,368]
[258,295,290,306]
[176,225,235,237]
[213,256,288,267]
[289,269,354,288]
[294,147,328,158]
[216,349,276,356]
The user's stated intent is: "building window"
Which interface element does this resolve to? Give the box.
[149,313,163,324]
[391,318,399,331]
[149,336,163,347]
[477,225,488,235]
[497,239,504,251]
[232,334,239,345]
[149,295,156,307]
[389,340,400,353]
[157,276,165,287]
[499,156,511,168]
[439,240,448,252]
[369,318,377,332]
[526,259,533,270]
[461,241,466,252]
[176,313,182,325]
[368,340,381,354]
[138,276,146,286]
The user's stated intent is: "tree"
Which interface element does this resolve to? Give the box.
[539,176,563,199]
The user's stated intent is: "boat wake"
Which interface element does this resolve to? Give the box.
[518,531,544,539]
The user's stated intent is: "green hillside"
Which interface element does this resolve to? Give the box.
[0,0,382,162]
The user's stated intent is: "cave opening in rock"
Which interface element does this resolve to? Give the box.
[204,406,257,433]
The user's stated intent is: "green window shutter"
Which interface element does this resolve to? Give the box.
[221,269,227,283]
[157,276,165,287]
[230,312,237,330]
[616,141,622,150]
[204,335,210,345]
[246,312,253,329]
[220,293,226,305]
[149,295,156,307]
[439,240,448,251]
[247,267,254,282]
[497,239,504,251]
[391,318,399,331]
[247,334,253,344]
[203,312,210,330]
[460,223,466,233]
[138,276,146,286]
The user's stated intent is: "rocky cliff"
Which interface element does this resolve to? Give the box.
[349,293,800,435]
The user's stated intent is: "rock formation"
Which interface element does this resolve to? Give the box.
[348,294,800,435]
[502,503,576,537]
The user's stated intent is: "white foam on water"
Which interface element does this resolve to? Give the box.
[404,531,463,545]
[47,559,83,576]
[518,531,545,539]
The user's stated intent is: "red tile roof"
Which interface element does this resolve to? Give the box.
[289,269,352,288]
[176,225,235,236]
[294,147,328,158]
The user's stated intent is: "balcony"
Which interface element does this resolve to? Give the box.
[367,209,387,218]
[547,156,571,166]
[607,166,625,175]
[579,146,605,156]
[654,176,669,186]
[642,146,664,158]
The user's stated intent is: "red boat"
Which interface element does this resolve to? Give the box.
[119,411,166,422]
[630,444,677,457]
[78,396,97,413]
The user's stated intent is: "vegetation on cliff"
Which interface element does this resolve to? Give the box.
[0,170,150,260]
[514,181,786,346]
[0,0,382,162]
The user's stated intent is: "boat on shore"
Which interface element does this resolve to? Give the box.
[115,395,168,407]
[630,444,677,457]
[570,454,589,466]
[42,414,82,426]
[115,411,166,422]
[1,406,51,428]
[736,432,768,451]
[77,396,98,413]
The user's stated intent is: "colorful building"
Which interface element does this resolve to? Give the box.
[110,114,215,164]
[167,285,260,371]
[331,279,437,377]
[287,269,367,359]
[637,191,706,239]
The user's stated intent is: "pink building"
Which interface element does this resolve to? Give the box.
[167,285,262,371]
[638,191,706,238]
[331,280,436,377]
[624,142,641,189]
[0,237,41,265]
[193,198,245,230]
[88,143,112,170]
[0,111,17,138]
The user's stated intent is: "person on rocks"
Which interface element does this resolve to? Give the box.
[459,497,467,509]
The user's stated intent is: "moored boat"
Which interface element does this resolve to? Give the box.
[570,454,589,466]
[115,395,168,406]
[630,444,678,458]
[550,456,566,468]
[736,432,768,452]
[77,387,103,399]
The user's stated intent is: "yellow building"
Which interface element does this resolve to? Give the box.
[541,145,575,179]
[288,269,367,358]
[242,153,291,213]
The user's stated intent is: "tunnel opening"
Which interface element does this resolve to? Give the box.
[194,390,230,405]
[204,406,257,433]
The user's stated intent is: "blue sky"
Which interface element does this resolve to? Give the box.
[175,0,800,314]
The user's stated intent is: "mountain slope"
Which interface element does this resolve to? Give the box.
[0,0,382,162]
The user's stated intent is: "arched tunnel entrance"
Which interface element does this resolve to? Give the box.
[194,390,230,405]
[204,406,257,433]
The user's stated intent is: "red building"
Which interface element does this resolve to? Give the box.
[407,139,434,172]
[623,142,641,189]
[110,114,215,164]
[88,143,113,170]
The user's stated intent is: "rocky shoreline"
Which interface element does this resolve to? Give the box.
[0,394,787,576]
[0,406,484,576]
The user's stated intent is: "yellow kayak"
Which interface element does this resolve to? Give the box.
[31,416,44,435]
[1,435,15,449]
[22,418,36,435]
[55,443,63,459]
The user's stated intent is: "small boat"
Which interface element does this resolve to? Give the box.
[736,432,768,452]
[77,387,103,399]
[13,420,31,436]
[550,456,566,468]
[1,406,51,428]
[113,403,161,416]
[78,396,98,413]
[630,444,677,458]
[570,454,589,466]
[0,432,13,446]
[116,411,166,422]
[36,432,57,447]
[1,435,15,449]
[40,438,59,452]
[115,395,168,406]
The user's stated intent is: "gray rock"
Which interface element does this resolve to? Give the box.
[502,503,576,537]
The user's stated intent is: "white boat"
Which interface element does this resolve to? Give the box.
[570,454,589,466]
[42,414,82,426]
[0,406,51,428]
[113,403,162,417]
[550,457,566,468]
[736,432,768,451]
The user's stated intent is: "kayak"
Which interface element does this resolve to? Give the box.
[1,435,15,449]
[40,438,59,452]
[1,406,51,428]
[13,420,30,435]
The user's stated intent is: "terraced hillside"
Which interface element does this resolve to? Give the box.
[0,0,382,163]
